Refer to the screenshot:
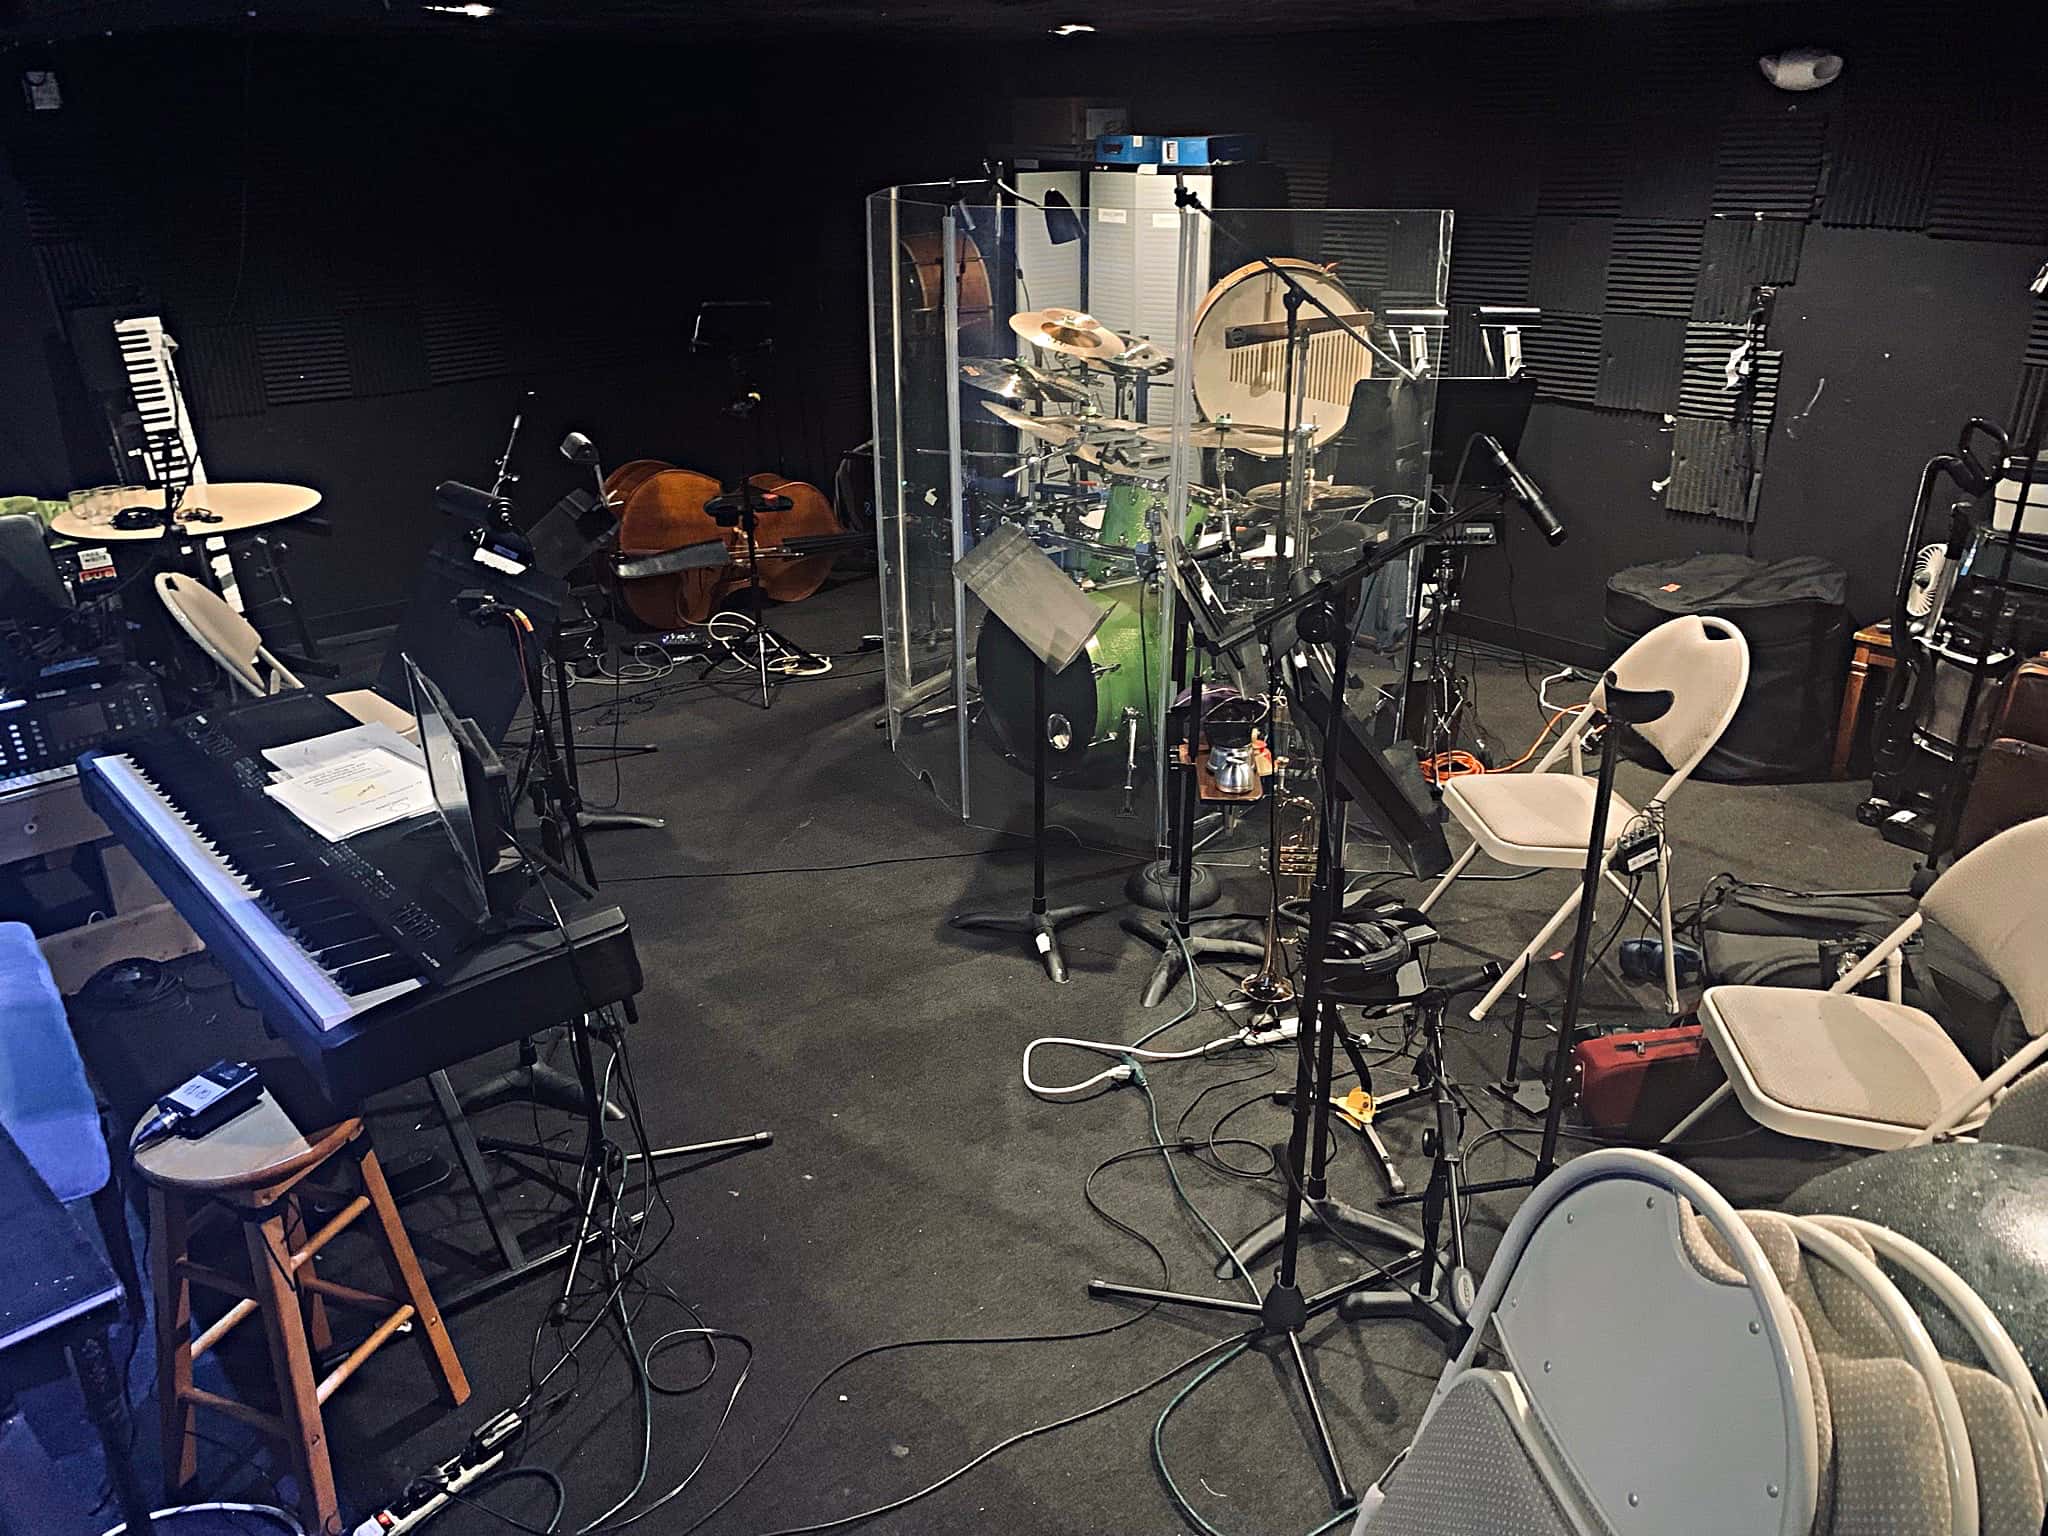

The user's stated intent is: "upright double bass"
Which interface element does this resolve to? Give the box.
[606,460,854,629]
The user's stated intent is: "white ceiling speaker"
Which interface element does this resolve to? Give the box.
[1759,47,1844,92]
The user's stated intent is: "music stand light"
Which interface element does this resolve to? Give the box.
[948,525,1106,982]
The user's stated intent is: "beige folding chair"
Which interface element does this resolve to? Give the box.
[1419,615,1750,1021]
[1665,815,2048,1152]
[155,572,413,737]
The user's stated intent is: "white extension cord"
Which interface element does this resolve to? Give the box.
[1020,1017,1298,1101]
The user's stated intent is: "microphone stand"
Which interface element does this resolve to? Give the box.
[1087,496,1509,1510]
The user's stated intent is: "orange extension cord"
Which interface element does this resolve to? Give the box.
[1421,705,1577,785]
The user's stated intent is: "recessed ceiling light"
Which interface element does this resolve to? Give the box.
[423,2,495,16]
[1050,22,1095,36]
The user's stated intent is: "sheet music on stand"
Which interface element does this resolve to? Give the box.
[953,523,1105,671]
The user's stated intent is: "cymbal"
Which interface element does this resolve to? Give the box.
[1009,307,1126,361]
[1137,417,1289,449]
[959,357,1091,405]
[1067,412,1147,435]
[1247,481,1376,514]
[981,399,1083,447]
[1085,338,1175,376]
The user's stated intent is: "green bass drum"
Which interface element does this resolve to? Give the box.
[975,579,1161,780]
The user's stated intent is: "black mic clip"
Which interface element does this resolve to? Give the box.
[455,588,514,627]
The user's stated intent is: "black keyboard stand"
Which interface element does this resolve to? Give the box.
[432,1002,773,1314]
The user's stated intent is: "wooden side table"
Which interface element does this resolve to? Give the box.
[1831,621,1896,780]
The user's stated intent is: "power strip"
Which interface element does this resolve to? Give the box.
[352,1410,524,1535]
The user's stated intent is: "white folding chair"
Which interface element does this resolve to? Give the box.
[1419,615,1750,1021]
[1665,815,2048,1151]
[155,572,414,737]
[1354,1148,1819,1536]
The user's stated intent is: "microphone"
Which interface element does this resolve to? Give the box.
[1480,435,1566,546]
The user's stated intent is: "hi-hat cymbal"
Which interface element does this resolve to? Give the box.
[1086,339,1175,376]
[1137,417,1289,449]
[1010,307,1126,361]
[982,399,1083,447]
[1068,412,1147,435]
[1247,481,1376,515]
[959,357,1091,405]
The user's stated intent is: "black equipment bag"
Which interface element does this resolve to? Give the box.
[1691,874,2021,1073]
[1604,554,1851,782]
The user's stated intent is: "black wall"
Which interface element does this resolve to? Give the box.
[2,6,2044,651]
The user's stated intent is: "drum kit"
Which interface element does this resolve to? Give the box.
[968,285,1392,793]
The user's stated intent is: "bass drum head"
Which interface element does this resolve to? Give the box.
[976,615,1104,780]
[1190,258,1365,458]
[975,581,1157,783]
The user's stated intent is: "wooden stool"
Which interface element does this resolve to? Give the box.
[1831,621,1897,779]
[136,1092,468,1535]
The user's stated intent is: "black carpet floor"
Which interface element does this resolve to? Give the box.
[21,573,1922,1536]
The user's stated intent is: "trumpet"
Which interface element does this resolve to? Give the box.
[1240,696,1318,1006]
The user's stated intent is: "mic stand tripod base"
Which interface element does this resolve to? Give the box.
[948,905,1101,984]
[578,809,669,832]
[1119,913,1263,1007]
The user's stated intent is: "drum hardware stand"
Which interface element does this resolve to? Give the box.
[1452,674,1674,1201]
[948,525,1104,983]
[1125,578,1223,914]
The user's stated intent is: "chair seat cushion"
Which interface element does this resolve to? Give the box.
[1444,772,1637,863]
[1704,986,1983,1129]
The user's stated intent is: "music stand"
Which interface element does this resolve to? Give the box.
[948,525,1105,982]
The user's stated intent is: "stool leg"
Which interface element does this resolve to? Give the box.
[1833,645,1871,780]
[150,1186,198,1496]
[284,1196,334,1357]
[245,1211,338,1536]
[356,1145,469,1407]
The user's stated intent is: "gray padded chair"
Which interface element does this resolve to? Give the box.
[1667,815,2048,1151]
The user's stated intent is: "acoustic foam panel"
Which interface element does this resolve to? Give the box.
[1712,110,1830,218]
[343,305,431,397]
[1447,217,1534,306]
[2014,366,2048,451]
[421,299,509,386]
[1597,311,1686,414]
[1666,415,1768,523]
[256,317,353,407]
[1522,311,1602,405]
[1620,118,1718,221]
[1692,217,1805,324]
[1529,217,1612,315]
[1606,220,1704,316]
[184,323,265,420]
[1539,130,1627,217]
[1822,94,1941,230]
[1680,326,1782,424]
[1927,108,2048,245]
